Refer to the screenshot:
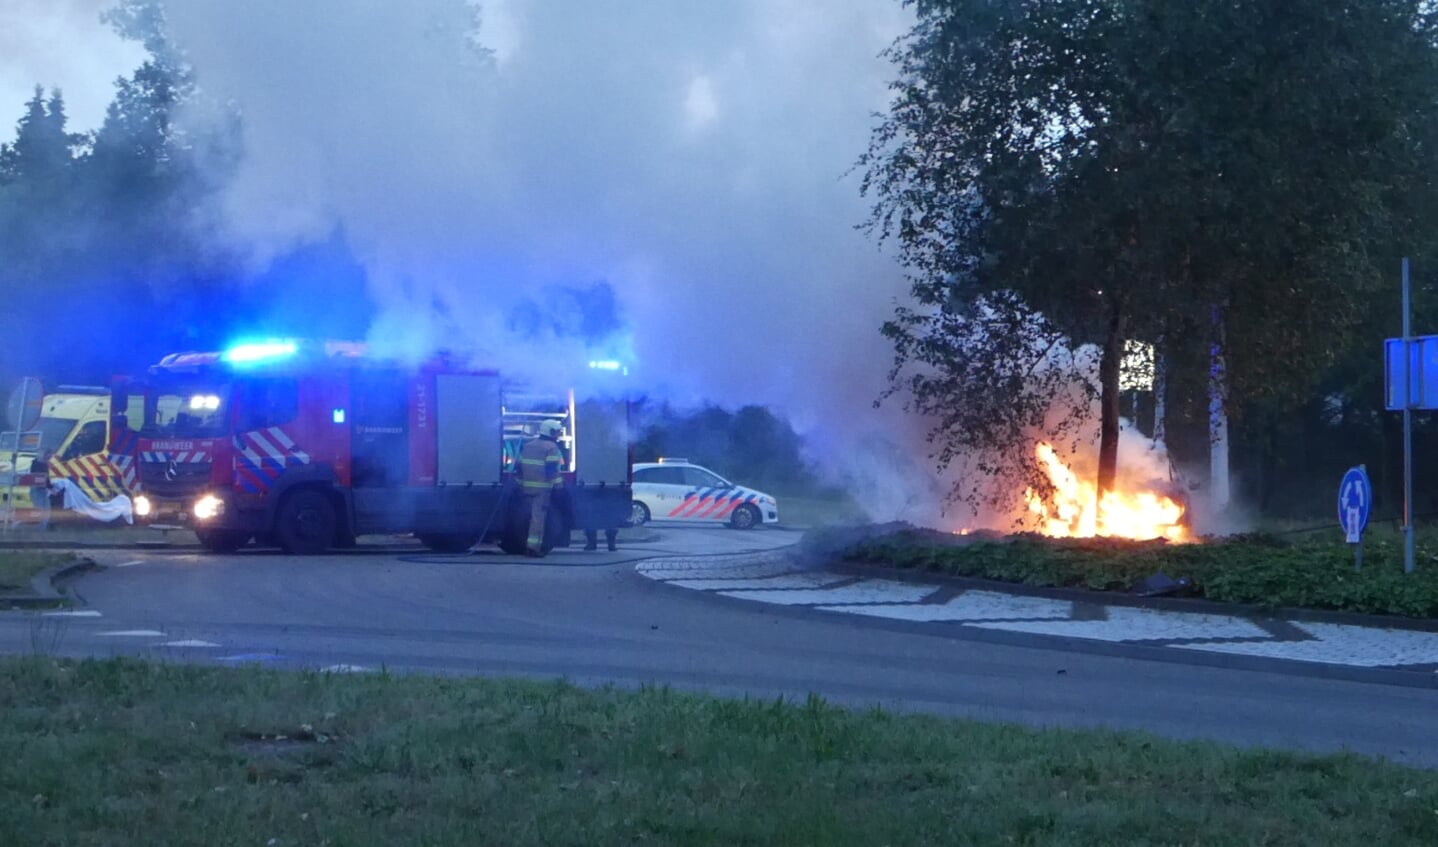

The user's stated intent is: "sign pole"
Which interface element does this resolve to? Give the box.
[1403,258,1416,574]
[2,379,28,533]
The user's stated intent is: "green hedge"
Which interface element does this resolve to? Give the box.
[806,527,1438,619]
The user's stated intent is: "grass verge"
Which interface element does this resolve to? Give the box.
[2,657,1438,846]
[807,524,1438,618]
[0,550,76,594]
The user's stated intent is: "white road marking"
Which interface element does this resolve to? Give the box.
[159,640,220,648]
[41,610,101,618]
[720,580,938,606]
[668,573,852,591]
[638,558,1438,672]
[320,664,373,673]
[1176,622,1438,667]
[819,590,1073,623]
[113,560,144,568]
[100,630,167,637]
[639,561,795,581]
[967,606,1270,642]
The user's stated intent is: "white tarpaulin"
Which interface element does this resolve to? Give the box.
[51,478,134,524]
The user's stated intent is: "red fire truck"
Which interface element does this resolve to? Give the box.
[114,340,631,554]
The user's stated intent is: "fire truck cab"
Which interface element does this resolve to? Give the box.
[116,340,632,554]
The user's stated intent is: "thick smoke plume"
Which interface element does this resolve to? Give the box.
[17,1,1191,526]
[150,0,942,514]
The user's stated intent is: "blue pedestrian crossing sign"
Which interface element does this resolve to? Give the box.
[1338,466,1372,544]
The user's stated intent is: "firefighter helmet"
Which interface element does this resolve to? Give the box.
[539,419,562,438]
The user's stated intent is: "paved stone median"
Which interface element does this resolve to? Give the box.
[638,551,1438,675]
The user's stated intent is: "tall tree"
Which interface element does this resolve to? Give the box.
[862,0,1438,518]
[0,87,83,369]
[0,0,243,384]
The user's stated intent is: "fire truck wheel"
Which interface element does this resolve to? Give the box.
[729,504,760,530]
[498,531,527,555]
[195,529,250,553]
[417,533,480,553]
[542,511,569,552]
[275,490,337,555]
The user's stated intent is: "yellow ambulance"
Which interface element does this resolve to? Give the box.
[0,386,135,520]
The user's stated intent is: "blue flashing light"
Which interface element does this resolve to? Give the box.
[223,340,298,364]
[333,408,346,424]
[588,360,622,371]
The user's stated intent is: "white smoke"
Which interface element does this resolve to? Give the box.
[144,0,946,515]
[13,0,1128,525]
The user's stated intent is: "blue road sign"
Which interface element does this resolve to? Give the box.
[1385,335,1438,409]
[1338,466,1373,544]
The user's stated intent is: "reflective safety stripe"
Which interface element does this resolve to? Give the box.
[517,439,563,489]
[234,427,311,494]
[667,488,757,520]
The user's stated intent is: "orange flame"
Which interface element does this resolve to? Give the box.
[1024,442,1188,542]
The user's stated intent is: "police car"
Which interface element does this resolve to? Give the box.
[628,458,779,529]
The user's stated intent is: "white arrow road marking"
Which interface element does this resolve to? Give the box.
[41,610,101,617]
[720,580,937,606]
[158,640,220,648]
[100,630,167,637]
[967,606,1271,642]
[819,590,1073,623]
[1176,622,1438,667]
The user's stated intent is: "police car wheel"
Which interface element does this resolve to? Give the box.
[729,504,759,530]
[627,501,650,527]
[276,490,336,555]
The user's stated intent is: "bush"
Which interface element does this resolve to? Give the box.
[813,526,1438,618]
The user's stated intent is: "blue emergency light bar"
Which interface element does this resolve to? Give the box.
[223,340,298,364]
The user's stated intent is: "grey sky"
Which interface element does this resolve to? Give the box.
[0,0,146,130]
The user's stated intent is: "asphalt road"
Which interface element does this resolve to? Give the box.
[3,524,1436,766]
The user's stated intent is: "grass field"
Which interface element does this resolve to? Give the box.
[0,551,75,593]
[1,657,1436,846]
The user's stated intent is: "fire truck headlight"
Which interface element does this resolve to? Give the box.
[134,495,152,518]
[192,494,224,521]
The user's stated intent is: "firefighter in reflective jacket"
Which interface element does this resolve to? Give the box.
[517,419,565,556]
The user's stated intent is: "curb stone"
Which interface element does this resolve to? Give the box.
[637,550,1438,689]
[832,559,1438,634]
[834,557,1438,629]
[0,558,99,608]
